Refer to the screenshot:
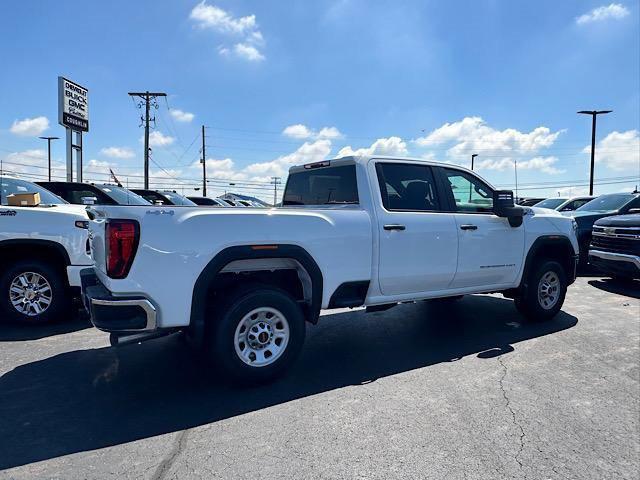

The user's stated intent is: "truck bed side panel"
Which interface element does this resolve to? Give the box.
[90,206,372,327]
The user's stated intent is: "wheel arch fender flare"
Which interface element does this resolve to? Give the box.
[0,239,71,267]
[189,244,323,346]
[519,235,577,293]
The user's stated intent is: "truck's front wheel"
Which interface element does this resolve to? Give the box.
[515,260,567,321]
[0,260,70,324]
[207,285,306,384]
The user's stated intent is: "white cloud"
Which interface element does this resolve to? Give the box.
[414,116,564,174]
[170,109,195,123]
[197,157,249,181]
[556,186,591,197]
[282,124,343,141]
[317,127,343,139]
[474,156,564,174]
[244,139,333,179]
[100,147,135,159]
[576,3,629,25]
[9,116,49,136]
[587,130,640,171]
[190,1,256,34]
[189,1,265,62]
[338,136,408,157]
[146,131,175,147]
[415,116,562,154]
[233,43,265,62]
[518,156,564,174]
[283,124,313,139]
[0,149,66,181]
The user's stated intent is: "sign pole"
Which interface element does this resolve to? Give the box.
[58,76,89,183]
[76,131,83,182]
[66,129,73,181]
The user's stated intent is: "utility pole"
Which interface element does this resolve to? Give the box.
[201,125,207,197]
[39,136,59,181]
[578,110,612,195]
[271,177,282,206]
[471,153,478,170]
[514,159,519,201]
[128,91,166,189]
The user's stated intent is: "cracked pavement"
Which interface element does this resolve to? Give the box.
[0,277,638,479]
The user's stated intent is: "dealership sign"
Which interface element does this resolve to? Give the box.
[58,76,89,132]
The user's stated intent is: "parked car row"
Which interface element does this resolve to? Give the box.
[35,181,267,208]
[519,192,640,276]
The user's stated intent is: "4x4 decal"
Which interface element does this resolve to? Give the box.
[0,210,17,216]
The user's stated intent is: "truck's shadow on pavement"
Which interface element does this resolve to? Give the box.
[0,295,577,470]
[588,278,640,299]
[0,310,91,342]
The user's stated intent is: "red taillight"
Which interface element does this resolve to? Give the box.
[106,220,140,279]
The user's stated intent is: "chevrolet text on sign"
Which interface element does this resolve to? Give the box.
[58,76,89,132]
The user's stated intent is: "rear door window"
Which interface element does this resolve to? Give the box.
[375,163,440,211]
[283,165,359,206]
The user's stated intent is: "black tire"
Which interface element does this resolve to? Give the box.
[514,260,567,322]
[0,259,70,324]
[205,284,306,385]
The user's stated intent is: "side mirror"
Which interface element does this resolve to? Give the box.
[493,190,524,227]
[81,196,97,205]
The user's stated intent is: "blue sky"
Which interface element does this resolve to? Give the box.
[1,0,638,201]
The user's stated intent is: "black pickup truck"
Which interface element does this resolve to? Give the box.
[589,214,640,281]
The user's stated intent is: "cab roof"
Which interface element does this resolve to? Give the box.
[289,155,495,188]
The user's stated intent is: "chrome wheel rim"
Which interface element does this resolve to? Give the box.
[537,271,560,310]
[9,272,53,317]
[234,307,290,367]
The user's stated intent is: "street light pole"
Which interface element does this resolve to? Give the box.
[39,136,60,181]
[578,110,612,195]
[471,153,478,170]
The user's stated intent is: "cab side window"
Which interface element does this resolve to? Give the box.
[442,168,493,213]
[376,163,440,212]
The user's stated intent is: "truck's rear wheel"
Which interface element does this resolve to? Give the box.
[0,260,70,324]
[206,285,306,384]
[515,260,567,322]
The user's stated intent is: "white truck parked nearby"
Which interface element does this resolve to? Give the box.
[82,155,579,383]
[0,177,92,324]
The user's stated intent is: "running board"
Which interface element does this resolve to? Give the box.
[109,328,181,347]
[366,303,397,313]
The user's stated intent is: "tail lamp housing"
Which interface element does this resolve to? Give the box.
[106,219,140,279]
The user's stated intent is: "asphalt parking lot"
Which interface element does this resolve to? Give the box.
[0,277,638,480]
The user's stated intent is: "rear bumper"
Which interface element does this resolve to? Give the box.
[80,268,157,332]
[588,249,640,278]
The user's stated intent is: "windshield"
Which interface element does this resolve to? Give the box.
[535,198,567,209]
[98,185,150,205]
[576,194,636,213]
[1,178,67,205]
[159,191,197,206]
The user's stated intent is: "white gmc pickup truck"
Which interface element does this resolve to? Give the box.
[82,155,579,383]
[1,177,92,324]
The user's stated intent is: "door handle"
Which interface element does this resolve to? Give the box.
[460,224,478,230]
[383,224,406,231]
